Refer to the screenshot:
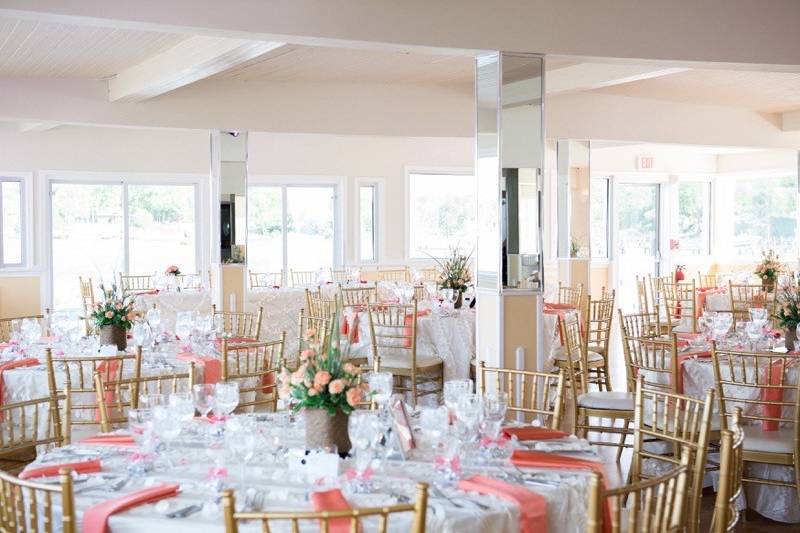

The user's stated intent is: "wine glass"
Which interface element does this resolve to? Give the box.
[168,392,195,424]
[153,405,182,466]
[139,393,166,410]
[712,313,733,342]
[749,308,768,329]
[745,321,763,351]
[192,384,215,418]
[419,406,449,447]
[132,321,152,352]
[225,417,258,483]
[128,408,154,449]
[481,391,508,440]
[348,410,381,492]
[454,393,484,444]
[211,382,239,418]
[145,307,162,344]
[443,379,472,416]
[175,312,194,342]
[367,372,393,408]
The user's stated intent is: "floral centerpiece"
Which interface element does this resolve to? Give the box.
[91,283,136,350]
[432,246,473,309]
[278,311,367,454]
[774,286,800,349]
[165,265,181,276]
[755,249,783,292]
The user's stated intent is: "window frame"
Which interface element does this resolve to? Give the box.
[589,175,612,260]
[404,166,476,261]
[672,176,713,260]
[44,171,205,308]
[353,178,382,265]
[0,172,32,270]
[248,174,344,277]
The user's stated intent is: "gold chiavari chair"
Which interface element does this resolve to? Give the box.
[479,362,565,428]
[712,408,744,533]
[94,352,196,432]
[711,346,800,503]
[583,290,615,390]
[222,482,428,533]
[339,285,377,308]
[0,314,45,343]
[367,301,443,406]
[305,288,337,319]
[297,310,333,362]
[249,270,283,289]
[551,309,606,391]
[46,349,138,443]
[620,327,679,394]
[378,267,409,283]
[413,284,427,302]
[175,273,203,290]
[561,313,634,461]
[118,273,155,295]
[631,377,714,533]
[557,281,584,308]
[416,267,438,283]
[0,468,76,533]
[648,274,678,333]
[221,336,285,413]
[290,270,318,287]
[636,276,651,314]
[0,350,64,473]
[727,281,773,329]
[211,304,263,341]
[586,447,691,533]
[619,311,661,341]
[79,276,95,334]
[330,268,350,283]
[697,272,718,289]
[661,280,698,333]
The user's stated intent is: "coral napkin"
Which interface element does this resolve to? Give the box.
[695,288,725,318]
[19,459,102,480]
[459,475,547,533]
[502,426,569,441]
[0,358,39,421]
[402,309,431,348]
[177,352,222,384]
[310,489,356,533]
[340,312,360,344]
[511,450,611,533]
[674,350,711,394]
[760,355,800,431]
[83,483,180,533]
[543,303,580,345]
[80,434,137,446]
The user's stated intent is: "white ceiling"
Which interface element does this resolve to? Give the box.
[592,68,800,113]
[0,17,186,78]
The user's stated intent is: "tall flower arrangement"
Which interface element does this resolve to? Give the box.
[91,283,136,330]
[278,311,367,415]
[755,249,784,285]
[433,247,473,292]
[774,286,800,329]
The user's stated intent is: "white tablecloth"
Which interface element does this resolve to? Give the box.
[134,291,212,331]
[22,416,601,533]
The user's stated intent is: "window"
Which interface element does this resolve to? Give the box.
[359,185,377,262]
[50,179,199,309]
[730,175,797,258]
[248,184,337,275]
[408,172,476,258]
[590,177,609,258]
[0,178,25,267]
[676,181,711,256]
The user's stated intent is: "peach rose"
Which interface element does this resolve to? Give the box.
[126,312,135,321]
[300,349,314,361]
[104,311,114,319]
[308,387,319,397]
[343,363,355,374]
[313,371,331,388]
[115,303,122,310]
[346,387,362,406]
[303,328,316,340]
[328,379,345,394]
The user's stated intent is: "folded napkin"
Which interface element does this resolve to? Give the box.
[340,312,360,344]
[177,352,222,384]
[402,309,431,348]
[310,489,356,533]
[543,302,576,311]
[83,483,179,533]
[459,475,547,533]
[502,426,568,441]
[19,459,102,480]
[80,434,137,446]
[511,450,611,533]
[674,349,712,393]
[0,358,39,421]
[760,355,800,431]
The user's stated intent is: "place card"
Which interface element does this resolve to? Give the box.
[390,395,415,455]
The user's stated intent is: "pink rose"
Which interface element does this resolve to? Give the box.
[115,303,122,310]
[303,328,317,340]
[314,371,331,388]
[308,387,319,397]
[126,312,135,321]
[104,311,114,319]
[343,363,355,374]
[346,387,362,407]
[328,379,345,394]
[300,349,314,361]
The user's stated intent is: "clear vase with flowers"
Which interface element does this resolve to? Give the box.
[774,286,800,350]
[91,283,136,351]
[431,246,473,309]
[755,249,784,292]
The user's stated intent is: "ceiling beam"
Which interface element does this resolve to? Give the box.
[546,63,688,94]
[108,36,284,102]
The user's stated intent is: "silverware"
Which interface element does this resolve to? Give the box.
[431,486,463,508]
[166,504,203,519]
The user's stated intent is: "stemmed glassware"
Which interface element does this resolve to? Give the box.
[367,372,393,409]
[169,392,196,424]
[211,382,239,418]
[225,417,258,484]
[745,321,763,351]
[192,384,215,418]
[711,313,733,343]
[175,312,194,343]
[443,379,472,416]
[145,307,162,345]
[131,320,153,355]
[749,308,768,329]
[347,410,382,492]
[152,405,182,466]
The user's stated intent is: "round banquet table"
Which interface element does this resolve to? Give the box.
[21,415,608,533]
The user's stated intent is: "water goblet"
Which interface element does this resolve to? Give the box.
[169,392,196,424]
[128,408,154,449]
[193,384,215,418]
[749,308,768,329]
[443,379,472,416]
[212,382,239,418]
[367,372,393,409]
[152,405,182,466]
[419,406,449,447]
[139,393,166,410]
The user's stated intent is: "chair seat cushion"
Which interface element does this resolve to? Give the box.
[379,353,443,371]
[577,391,634,411]
[742,426,795,454]
[552,348,604,362]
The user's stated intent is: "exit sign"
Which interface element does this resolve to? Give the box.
[637,155,655,169]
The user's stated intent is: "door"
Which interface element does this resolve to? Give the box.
[615,182,661,310]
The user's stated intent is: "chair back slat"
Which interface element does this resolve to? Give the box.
[479,362,564,428]
[249,271,283,289]
[377,268,409,283]
[221,336,285,412]
[0,469,76,533]
[290,270,318,287]
[212,305,263,340]
[661,281,697,333]
[118,273,155,295]
[557,282,584,308]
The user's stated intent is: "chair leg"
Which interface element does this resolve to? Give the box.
[615,418,630,463]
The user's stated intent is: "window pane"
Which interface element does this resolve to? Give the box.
[247,186,284,273]
[128,184,196,275]
[52,183,124,309]
[359,186,375,262]
[409,173,476,258]
[1,181,23,265]
[590,178,609,258]
[287,187,335,271]
[677,182,710,256]
[732,176,797,258]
